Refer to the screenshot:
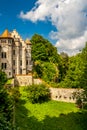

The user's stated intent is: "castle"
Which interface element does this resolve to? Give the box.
[0,29,32,78]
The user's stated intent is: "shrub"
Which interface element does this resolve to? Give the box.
[0,70,7,86]
[27,84,50,103]
[8,87,21,103]
[73,89,87,109]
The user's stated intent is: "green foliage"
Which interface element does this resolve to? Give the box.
[34,61,59,82]
[73,89,87,109]
[27,84,50,103]
[6,78,13,85]
[80,42,87,89]
[60,53,84,88]
[8,87,21,103]
[0,113,12,130]
[0,71,13,129]
[31,34,87,89]
[42,62,59,82]
[60,42,87,89]
[0,70,7,86]
[31,34,59,63]
[31,34,60,83]
[15,87,87,130]
[58,52,69,82]
[0,89,13,120]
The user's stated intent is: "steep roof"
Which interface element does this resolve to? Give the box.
[0,29,12,38]
[25,38,31,45]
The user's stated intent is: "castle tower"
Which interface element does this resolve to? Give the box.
[11,29,27,75]
[0,29,13,78]
[0,29,32,78]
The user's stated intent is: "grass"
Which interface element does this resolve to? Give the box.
[6,78,13,84]
[15,87,87,130]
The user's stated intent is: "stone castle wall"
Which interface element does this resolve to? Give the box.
[14,75,42,86]
[14,75,82,103]
[50,88,79,103]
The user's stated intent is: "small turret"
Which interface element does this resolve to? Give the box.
[0,29,12,38]
[25,38,31,45]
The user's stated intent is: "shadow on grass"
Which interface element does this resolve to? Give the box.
[16,99,87,130]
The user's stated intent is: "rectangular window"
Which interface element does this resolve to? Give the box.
[20,69,22,74]
[20,60,22,66]
[8,39,12,44]
[26,60,28,65]
[13,50,15,55]
[1,63,7,69]
[1,63,3,69]
[1,39,6,43]
[9,72,11,76]
[13,69,15,74]
[1,52,6,58]
[13,60,15,65]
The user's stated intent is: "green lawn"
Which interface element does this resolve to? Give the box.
[15,87,87,130]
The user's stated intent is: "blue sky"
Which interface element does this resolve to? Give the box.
[0,0,56,42]
[0,0,87,55]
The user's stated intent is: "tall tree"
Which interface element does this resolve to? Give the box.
[60,53,83,88]
[31,34,60,83]
[0,70,13,129]
[31,34,60,62]
[58,52,69,82]
[60,42,87,88]
[80,42,87,89]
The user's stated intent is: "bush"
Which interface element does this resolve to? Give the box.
[73,89,87,109]
[8,87,21,103]
[0,113,10,130]
[27,84,50,103]
[0,70,7,86]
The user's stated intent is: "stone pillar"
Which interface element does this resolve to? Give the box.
[8,44,13,78]
[26,44,32,73]
[22,47,26,74]
[16,45,20,75]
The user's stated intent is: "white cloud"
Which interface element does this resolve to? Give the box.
[19,0,87,55]
[55,31,87,55]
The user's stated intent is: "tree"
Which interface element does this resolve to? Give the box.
[27,84,50,103]
[60,53,83,88]
[80,42,87,89]
[58,52,69,82]
[31,34,60,63]
[0,70,7,86]
[0,71,13,129]
[31,34,60,83]
[59,42,87,89]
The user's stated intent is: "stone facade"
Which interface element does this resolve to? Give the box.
[14,75,42,86]
[50,88,78,103]
[0,29,32,78]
